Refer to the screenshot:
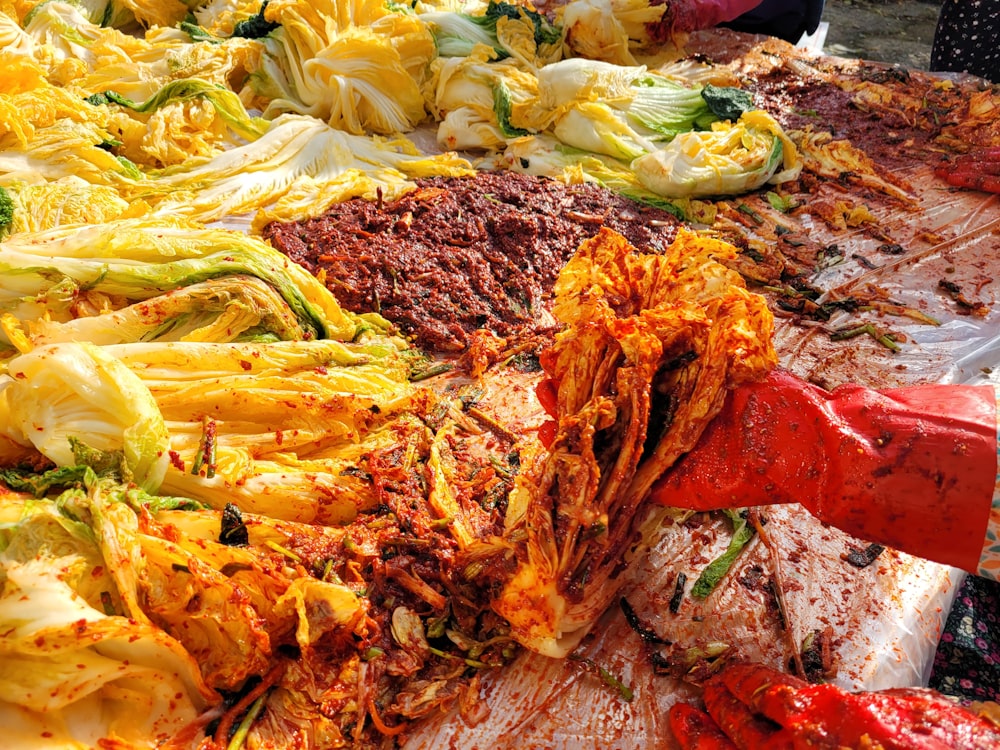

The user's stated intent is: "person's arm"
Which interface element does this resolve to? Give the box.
[649,369,1000,579]
[665,0,766,33]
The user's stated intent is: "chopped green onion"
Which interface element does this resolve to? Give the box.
[264,540,302,562]
[226,692,268,750]
[691,509,755,599]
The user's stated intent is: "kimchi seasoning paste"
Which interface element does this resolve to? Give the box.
[262,172,682,352]
[747,62,942,169]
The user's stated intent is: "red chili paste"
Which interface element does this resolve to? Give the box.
[263,172,681,352]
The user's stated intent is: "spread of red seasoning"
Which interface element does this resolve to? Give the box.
[263,172,682,352]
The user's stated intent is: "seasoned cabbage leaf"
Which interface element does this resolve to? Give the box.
[493,228,776,656]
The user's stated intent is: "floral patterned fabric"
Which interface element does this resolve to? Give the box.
[929,574,1000,702]
[930,397,1000,702]
[930,0,1000,83]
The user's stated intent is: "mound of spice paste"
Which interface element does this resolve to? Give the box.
[263,172,682,352]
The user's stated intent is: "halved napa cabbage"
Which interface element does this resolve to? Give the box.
[491,134,717,224]
[0,216,358,343]
[0,337,422,524]
[250,0,434,134]
[533,58,734,159]
[0,178,139,237]
[493,228,776,657]
[9,275,316,346]
[0,551,214,749]
[556,0,674,63]
[137,114,473,228]
[1,342,169,493]
[558,0,649,64]
[537,57,646,110]
[633,110,802,197]
[420,1,562,66]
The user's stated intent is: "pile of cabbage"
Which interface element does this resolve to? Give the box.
[0,217,551,749]
[0,219,776,748]
[0,219,430,746]
[0,0,785,745]
[0,0,801,238]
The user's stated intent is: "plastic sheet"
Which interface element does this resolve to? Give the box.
[404,36,1000,748]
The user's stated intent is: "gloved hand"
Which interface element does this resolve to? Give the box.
[934,146,1000,194]
[661,0,765,34]
[669,661,1000,750]
[649,369,998,574]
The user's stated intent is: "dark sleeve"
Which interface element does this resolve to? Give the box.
[721,0,826,43]
[930,0,1000,83]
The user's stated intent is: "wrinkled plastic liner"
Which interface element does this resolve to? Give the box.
[403,51,999,750]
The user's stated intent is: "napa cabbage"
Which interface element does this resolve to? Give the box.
[25,0,192,28]
[493,228,776,657]
[0,216,358,342]
[249,0,434,134]
[0,117,142,185]
[428,50,539,149]
[551,101,657,160]
[22,0,106,67]
[559,0,638,64]
[0,11,34,55]
[20,2,260,104]
[422,8,504,59]
[0,336,423,525]
[438,106,508,150]
[145,505,366,675]
[0,554,214,748]
[492,134,716,223]
[537,57,645,109]
[632,110,802,197]
[88,78,268,143]
[190,0,270,36]
[84,78,268,167]
[556,0,671,63]
[0,52,47,101]
[0,342,170,493]
[0,463,368,747]
[421,0,562,66]
[0,178,138,236]
[102,338,419,523]
[5,275,321,347]
[75,30,261,105]
[138,114,472,228]
[532,59,740,159]
[86,479,274,689]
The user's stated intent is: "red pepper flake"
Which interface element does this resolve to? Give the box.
[262,172,680,353]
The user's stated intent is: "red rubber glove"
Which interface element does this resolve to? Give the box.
[649,369,998,574]
[663,0,765,32]
[934,147,1000,194]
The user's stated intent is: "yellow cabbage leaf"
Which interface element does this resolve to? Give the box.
[0,178,142,235]
[0,553,215,748]
[251,0,434,134]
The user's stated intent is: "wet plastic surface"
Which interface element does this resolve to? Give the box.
[403,37,1000,748]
